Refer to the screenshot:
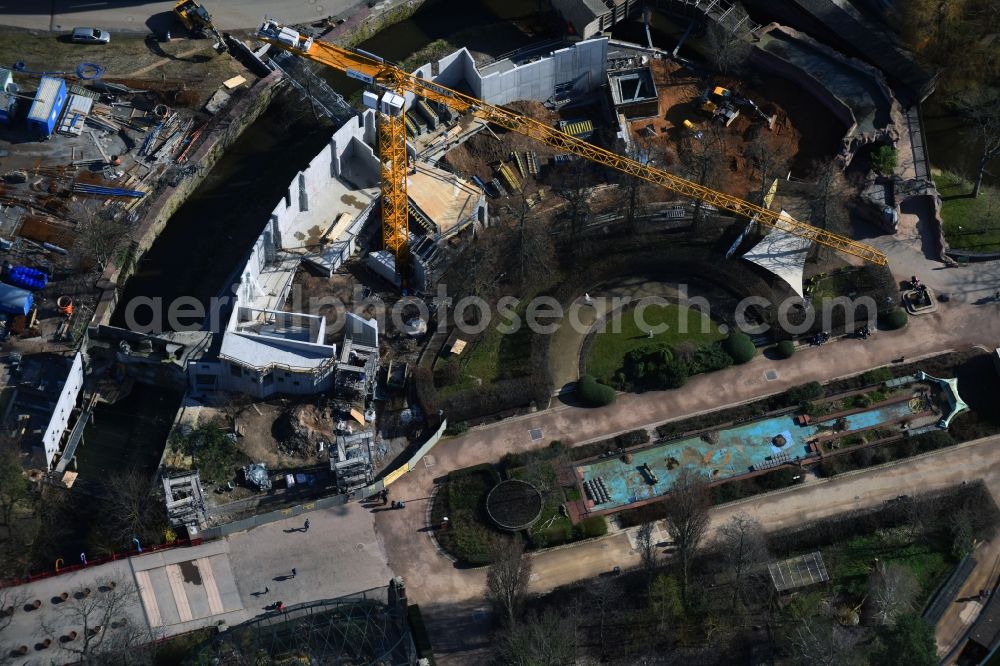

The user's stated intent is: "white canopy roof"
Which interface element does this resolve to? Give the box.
[742,211,813,299]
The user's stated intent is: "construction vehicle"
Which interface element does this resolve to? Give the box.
[256,17,887,279]
[700,86,739,126]
[701,85,776,130]
[174,1,226,52]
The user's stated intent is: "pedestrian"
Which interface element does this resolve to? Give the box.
[303,519,310,532]
[292,567,297,578]
[264,586,269,594]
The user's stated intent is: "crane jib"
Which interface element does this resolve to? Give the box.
[260,19,889,267]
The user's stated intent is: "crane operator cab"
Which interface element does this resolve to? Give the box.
[257,18,314,53]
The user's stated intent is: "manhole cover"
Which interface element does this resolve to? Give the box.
[356,543,365,551]
[424,455,436,468]
[529,428,543,441]
[764,370,778,381]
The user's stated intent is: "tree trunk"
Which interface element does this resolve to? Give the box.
[973,154,988,198]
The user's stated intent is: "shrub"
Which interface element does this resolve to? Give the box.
[871,145,898,175]
[723,331,756,364]
[445,421,469,436]
[575,516,608,538]
[861,367,893,385]
[577,374,616,406]
[879,307,908,330]
[776,340,795,359]
[782,382,823,407]
[686,342,734,374]
[912,430,955,453]
[654,357,689,389]
[853,393,872,408]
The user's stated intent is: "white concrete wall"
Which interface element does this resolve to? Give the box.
[407,39,608,108]
[42,351,83,467]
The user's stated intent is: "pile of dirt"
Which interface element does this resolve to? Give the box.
[273,403,333,456]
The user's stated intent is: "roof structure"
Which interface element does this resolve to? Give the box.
[742,211,813,299]
[768,551,830,592]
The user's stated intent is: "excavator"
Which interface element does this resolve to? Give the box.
[256,18,887,279]
[174,0,226,52]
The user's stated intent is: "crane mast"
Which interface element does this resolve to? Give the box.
[257,19,888,268]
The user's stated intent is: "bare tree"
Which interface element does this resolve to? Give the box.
[636,521,659,583]
[677,131,727,227]
[789,620,864,666]
[663,469,711,606]
[0,441,31,538]
[745,131,792,204]
[217,391,252,432]
[587,575,624,650]
[718,512,768,609]
[498,182,556,289]
[41,574,157,665]
[549,159,591,237]
[955,89,1000,198]
[809,160,851,235]
[93,469,167,554]
[74,209,132,273]
[868,561,919,626]
[705,12,752,75]
[486,536,532,627]
[494,607,577,665]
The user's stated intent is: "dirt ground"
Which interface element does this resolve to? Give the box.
[233,400,329,469]
[0,28,246,109]
[632,59,808,199]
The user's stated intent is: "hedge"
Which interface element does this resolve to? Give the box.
[879,307,908,330]
[723,331,756,364]
[776,340,795,359]
[407,605,437,665]
[569,429,650,462]
[710,467,803,504]
[575,515,608,538]
[578,374,616,406]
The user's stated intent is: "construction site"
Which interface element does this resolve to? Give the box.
[10,0,1000,662]
[0,0,933,521]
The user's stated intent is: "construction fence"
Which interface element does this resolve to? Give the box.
[198,421,447,539]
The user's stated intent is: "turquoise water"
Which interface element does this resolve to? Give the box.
[579,399,917,509]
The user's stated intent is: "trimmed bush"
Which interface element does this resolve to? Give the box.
[444,421,469,436]
[655,357,689,389]
[776,340,795,359]
[575,515,608,538]
[686,342,734,374]
[723,331,756,364]
[862,367,894,385]
[879,307,908,330]
[578,374,616,407]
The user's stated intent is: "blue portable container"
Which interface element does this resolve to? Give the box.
[6,266,48,291]
[0,283,33,316]
[27,77,67,137]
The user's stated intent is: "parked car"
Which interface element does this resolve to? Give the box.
[70,27,110,44]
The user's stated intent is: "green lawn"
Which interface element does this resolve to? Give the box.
[936,170,1000,252]
[808,269,860,303]
[435,305,534,396]
[825,529,953,603]
[586,303,725,382]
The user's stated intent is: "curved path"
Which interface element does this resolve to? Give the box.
[377,286,1000,662]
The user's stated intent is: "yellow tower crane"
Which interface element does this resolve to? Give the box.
[256,18,888,273]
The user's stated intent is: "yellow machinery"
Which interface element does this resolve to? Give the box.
[257,19,887,273]
[174,0,225,50]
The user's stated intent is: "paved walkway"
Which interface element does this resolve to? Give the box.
[376,195,1000,662]
[380,430,1000,663]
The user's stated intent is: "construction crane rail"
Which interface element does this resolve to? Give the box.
[258,19,888,267]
